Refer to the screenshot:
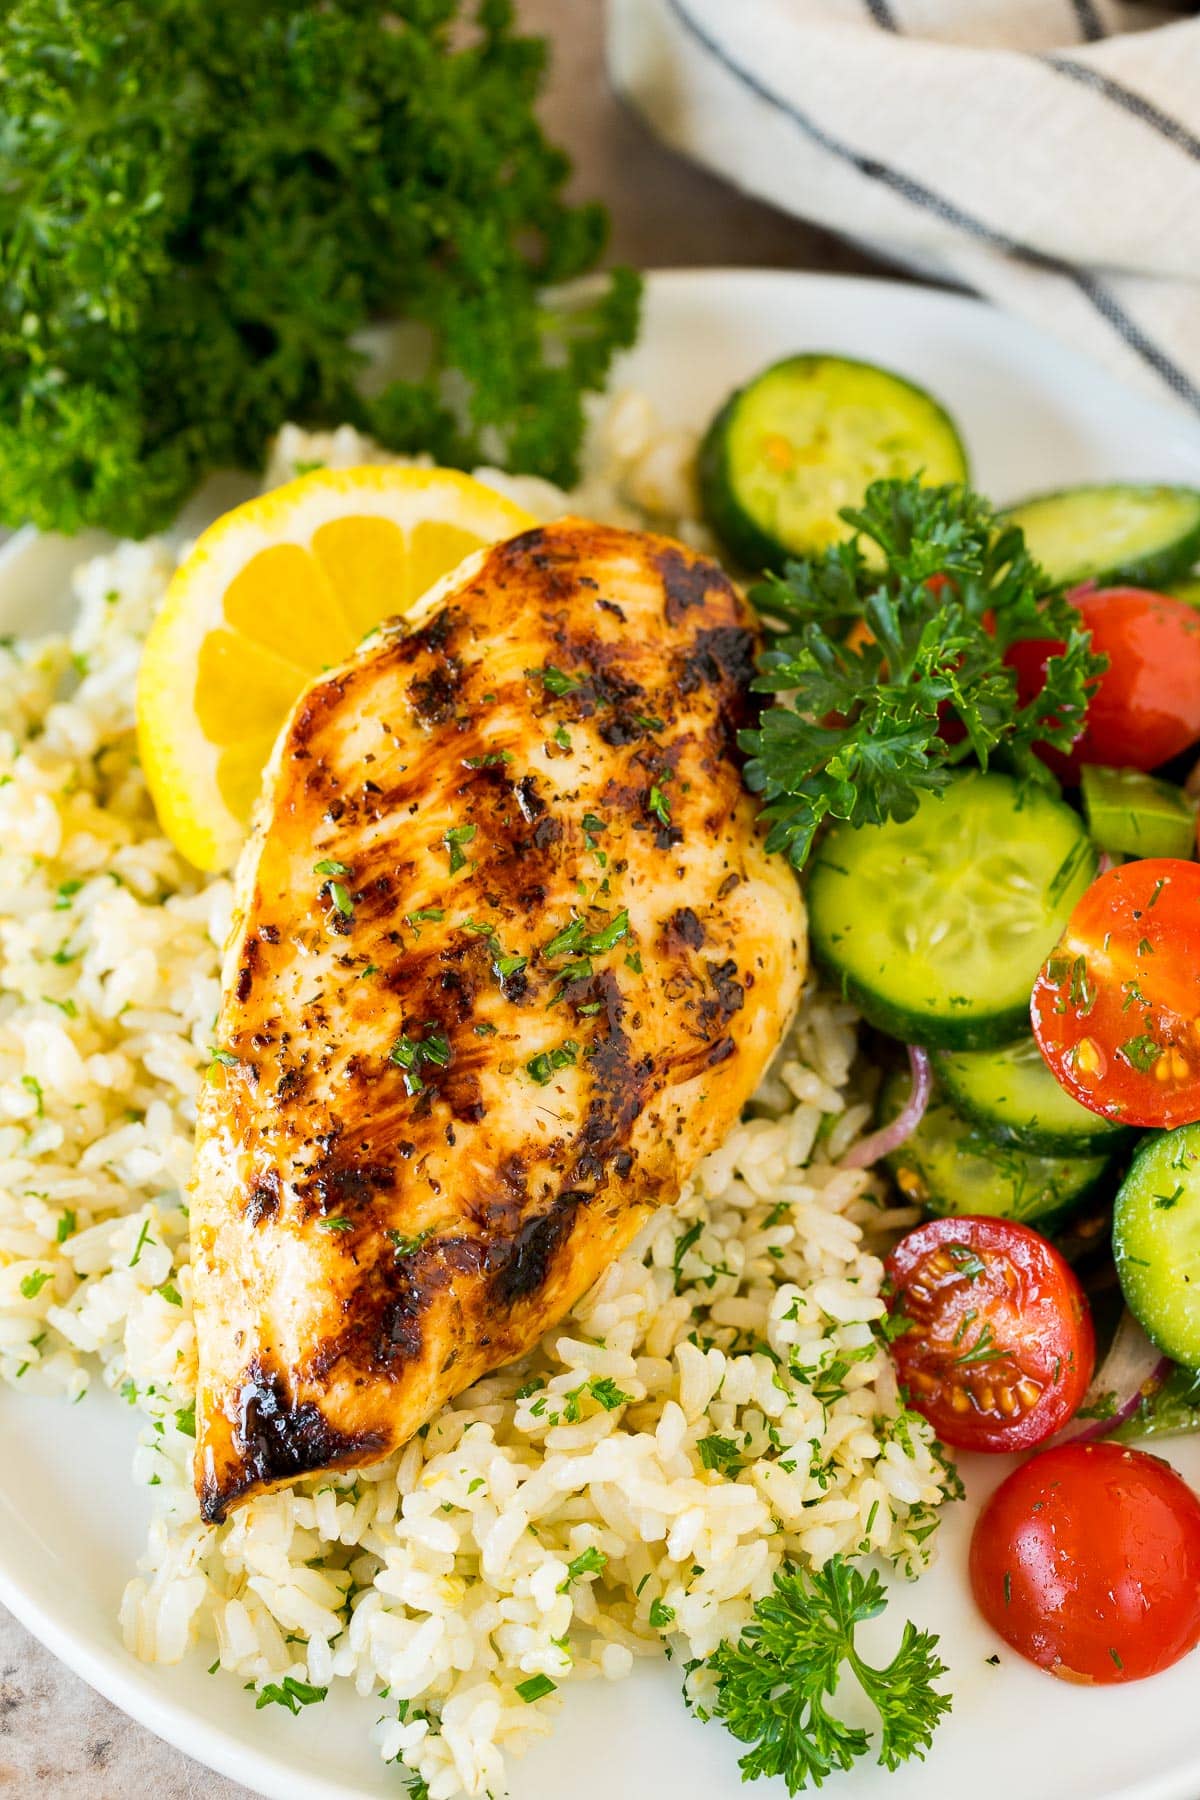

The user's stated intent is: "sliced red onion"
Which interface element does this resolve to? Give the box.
[1066,580,1099,604]
[1096,850,1115,876]
[842,1045,932,1170]
[1047,1309,1171,1449]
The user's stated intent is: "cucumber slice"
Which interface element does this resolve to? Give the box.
[698,354,968,573]
[1114,1124,1200,1368]
[934,1036,1136,1158]
[807,771,1097,1050]
[1081,764,1196,861]
[881,1071,1111,1224]
[1169,577,1200,607]
[1004,484,1200,591]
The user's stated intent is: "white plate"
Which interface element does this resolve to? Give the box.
[5,268,1200,1800]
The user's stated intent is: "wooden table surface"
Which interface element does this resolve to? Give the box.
[0,2,889,1793]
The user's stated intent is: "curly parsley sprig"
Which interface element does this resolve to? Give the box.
[0,0,640,537]
[703,1557,951,1793]
[740,480,1106,869]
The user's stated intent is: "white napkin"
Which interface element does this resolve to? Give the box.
[608,0,1200,412]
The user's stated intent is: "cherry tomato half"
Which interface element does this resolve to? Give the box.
[1012,588,1200,777]
[970,1442,1200,1683]
[1031,858,1200,1129]
[884,1216,1094,1452]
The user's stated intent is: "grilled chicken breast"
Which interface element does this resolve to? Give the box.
[192,519,806,1521]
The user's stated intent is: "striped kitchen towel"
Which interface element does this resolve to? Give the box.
[608,0,1200,413]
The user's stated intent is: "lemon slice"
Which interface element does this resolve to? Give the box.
[136,466,536,872]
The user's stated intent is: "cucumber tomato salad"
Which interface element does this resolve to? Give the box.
[703,353,1200,1697]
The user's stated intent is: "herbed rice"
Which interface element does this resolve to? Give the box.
[0,395,956,1799]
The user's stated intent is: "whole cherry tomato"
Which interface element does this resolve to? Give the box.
[970,1441,1200,1683]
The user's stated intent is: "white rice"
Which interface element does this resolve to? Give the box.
[0,396,955,1799]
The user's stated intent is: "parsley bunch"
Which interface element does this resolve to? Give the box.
[705,1558,951,1792]
[741,480,1106,868]
[0,0,640,537]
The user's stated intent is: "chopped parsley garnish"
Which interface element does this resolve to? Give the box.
[672,1220,704,1291]
[19,1268,51,1299]
[326,880,354,919]
[389,1028,453,1094]
[559,1546,608,1589]
[705,1557,950,1788]
[313,858,352,877]
[405,908,445,938]
[543,917,588,959]
[649,1598,676,1629]
[209,1046,239,1068]
[1118,1033,1163,1074]
[464,750,513,769]
[319,1217,355,1233]
[54,878,83,909]
[697,1434,742,1475]
[175,1401,196,1439]
[443,823,477,875]
[741,479,1105,868]
[588,1377,632,1411]
[526,1040,579,1084]
[952,1322,998,1367]
[21,1074,43,1116]
[55,1208,76,1244]
[254,1676,328,1715]
[1046,952,1095,1011]
[387,1227,434,1260]
[878,1308,915,1350]
[527,664,584,697]
[156,1281,183,1307]
[464,918,527,983]
[945,1243,986,1281]
[515,1674,557,1704]
[542,908,630,961]
[647,783,672,828]
[129,1218,154,1267]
